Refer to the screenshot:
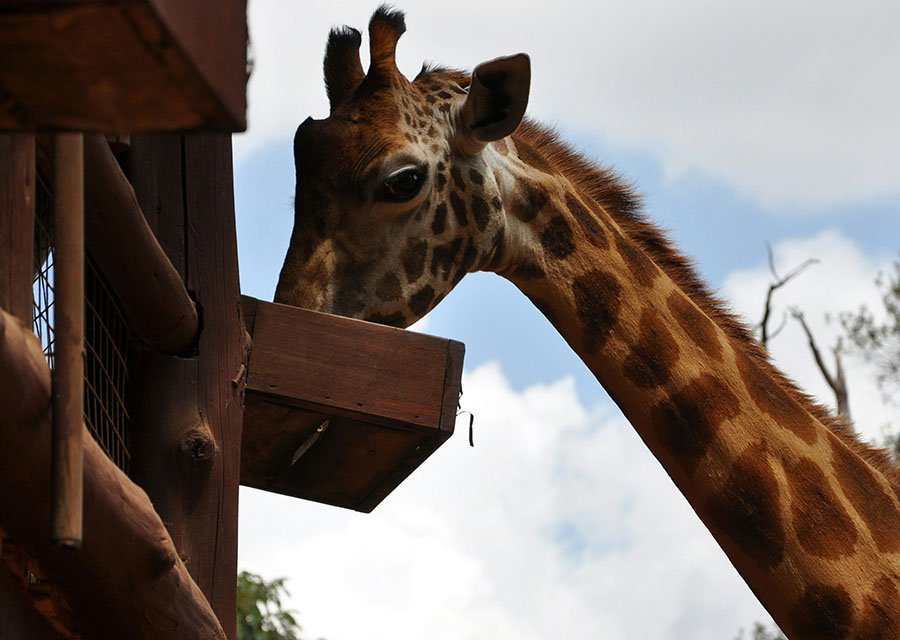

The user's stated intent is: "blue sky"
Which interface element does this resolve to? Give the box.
[235,3,900,639]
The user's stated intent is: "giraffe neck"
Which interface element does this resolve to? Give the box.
[489,123,900,638]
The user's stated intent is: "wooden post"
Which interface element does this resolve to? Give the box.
[50,133,84,549]
[128,134,246,639]
[0,133,35,324]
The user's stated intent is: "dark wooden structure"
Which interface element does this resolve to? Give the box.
[0,1,247,131]
[0,3,464,639]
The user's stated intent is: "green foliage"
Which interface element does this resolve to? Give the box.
[840,257,900,404]
[237,571,303,640]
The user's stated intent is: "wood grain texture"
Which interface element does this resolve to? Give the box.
[246,298,463,429]
[128,134,246,639]
[0,133,34,324]
[0,2,246,131]
[241,297,464,512]
[50,133,83,548]
[0,308,225,640]
[83,134,199,354]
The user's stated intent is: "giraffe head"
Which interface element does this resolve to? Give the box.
[275,6,531,326]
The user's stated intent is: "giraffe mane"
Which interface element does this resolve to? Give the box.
[514,118,900,490]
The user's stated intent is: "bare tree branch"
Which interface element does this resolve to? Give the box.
[791,308,852,423]
[757,245,819,349]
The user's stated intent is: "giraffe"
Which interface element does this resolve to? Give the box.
[274,7,900,638]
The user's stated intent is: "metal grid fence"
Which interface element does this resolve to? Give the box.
[32,171,132,473]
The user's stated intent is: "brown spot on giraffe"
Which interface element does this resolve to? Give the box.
[450,166,466,191]
[666,292,724,362]
[431,237,463,280]
[565,193,609,249]
[539,216,575,259]
[401,238,428,282]
[469,168,485,185]
[452,241,478,285]
[650,373,739,476]
[854,576,900,640]
[783,455,858,559]
[432,203,448,235]
[513,181,548,222]
[706,441,785,570]
[470,195,490,231]
[829,435,900,553]
[449,191,468,227]
[623,311,681,389]
[487,225,505,271]
[409,284,436,316]
[788,584,855,640]
[615,232,657,289]
[737,353,817,445]
[512,260,546,280]
[375,272,402,301]
[572,269,621,353]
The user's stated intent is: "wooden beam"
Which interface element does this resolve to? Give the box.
[128,134,245,639]
[0,133,34,324]
[82,133,199,355]
[0,1,247,131]
[50,133,84,548]
[0,308,226,639]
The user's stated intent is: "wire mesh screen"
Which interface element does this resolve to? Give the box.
[32,171,132,474]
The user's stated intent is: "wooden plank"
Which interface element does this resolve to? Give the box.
[126,135,187,271]
[0,2,246,131]
[149,0,248,130]
[0,133,34,324]
[128,134,246,639]
[183,134,245,637]
[247,299,458,429]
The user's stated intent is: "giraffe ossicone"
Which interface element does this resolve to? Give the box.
[275,6,900,638]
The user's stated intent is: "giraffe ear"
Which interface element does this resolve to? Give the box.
[459,54,531,150]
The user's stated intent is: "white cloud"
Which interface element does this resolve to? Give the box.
[724,228,898,443]
[239,362,771,640]
[235,1,900,210]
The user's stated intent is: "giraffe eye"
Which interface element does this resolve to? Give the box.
[379,167,426,202]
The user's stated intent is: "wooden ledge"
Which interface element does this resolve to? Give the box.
[240,297,464,512]
[0,1,247,131]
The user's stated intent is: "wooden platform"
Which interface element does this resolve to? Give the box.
[241,297,464,512]
[0,1,247,131]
